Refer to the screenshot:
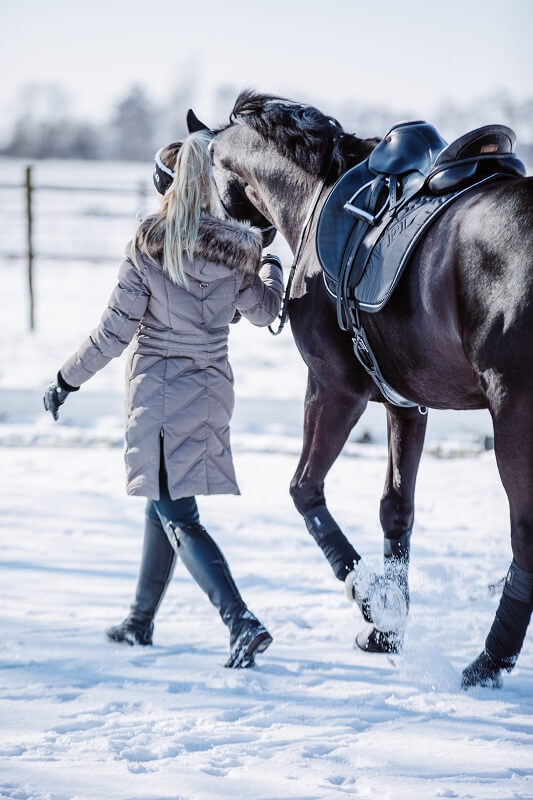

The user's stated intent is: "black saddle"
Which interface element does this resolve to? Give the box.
[316,121,525,407]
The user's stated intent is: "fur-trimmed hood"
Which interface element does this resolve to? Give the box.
[193,214,263,274]
[131,212,263,277]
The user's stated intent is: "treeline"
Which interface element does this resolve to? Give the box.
[1,82,199,161]
[2,81,533,163]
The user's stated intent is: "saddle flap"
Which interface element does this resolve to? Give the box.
[316,160,374,281]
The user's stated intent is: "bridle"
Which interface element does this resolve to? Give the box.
[205,126,347,339]
[209,136,335,336]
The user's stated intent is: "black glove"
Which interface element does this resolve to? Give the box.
[43,372,78,421]
[261,253,282,270]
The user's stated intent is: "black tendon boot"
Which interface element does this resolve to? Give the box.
[304,505,361,581]
[351,532,411,655]
[106,511,177,646]
[462,561,533,689]
[166,521,272,668]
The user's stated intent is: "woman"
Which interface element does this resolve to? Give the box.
[43,131,283,668]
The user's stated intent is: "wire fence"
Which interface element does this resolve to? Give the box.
[1,163,150,330]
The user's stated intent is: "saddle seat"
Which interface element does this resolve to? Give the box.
[428,124,522,193]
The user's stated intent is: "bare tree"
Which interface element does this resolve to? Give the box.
[109,85,155,161]
[2,83,100,159]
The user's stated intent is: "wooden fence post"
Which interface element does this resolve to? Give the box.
[25,165,35,331]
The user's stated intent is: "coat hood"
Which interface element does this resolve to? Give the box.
[193,214,263,274]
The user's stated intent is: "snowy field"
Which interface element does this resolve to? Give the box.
[1,159,532,800]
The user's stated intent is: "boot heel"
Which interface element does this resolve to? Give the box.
[252,631,273,654]
[225,624,273,669]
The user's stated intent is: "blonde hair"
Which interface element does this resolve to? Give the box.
[132,130,216,285]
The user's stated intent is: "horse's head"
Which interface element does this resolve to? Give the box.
[187,108,277,247]
[189,92,376,249]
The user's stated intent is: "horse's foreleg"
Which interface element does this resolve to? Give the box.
[380,404,427,561]
[290,371,368,581]
[356,405,427,653]
[463,394,533,688]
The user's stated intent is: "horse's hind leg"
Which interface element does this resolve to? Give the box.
[290,371,368,582]
[463,393,533,688]
[356,404,427,654]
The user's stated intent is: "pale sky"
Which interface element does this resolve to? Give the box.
[1,0,532,128]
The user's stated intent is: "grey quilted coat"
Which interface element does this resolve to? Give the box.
[60,215,283,500]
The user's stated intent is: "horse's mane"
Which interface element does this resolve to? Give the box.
[227,89,376,181]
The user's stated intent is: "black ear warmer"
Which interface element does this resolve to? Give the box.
[154,118,210,195]
[153,147,176,195]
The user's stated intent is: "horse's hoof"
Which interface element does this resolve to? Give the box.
[461,650,504,689]
[355,623,403,654]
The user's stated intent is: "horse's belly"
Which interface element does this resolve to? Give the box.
[364,294,488,411]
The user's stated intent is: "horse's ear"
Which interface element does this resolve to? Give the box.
[187,109,210,133]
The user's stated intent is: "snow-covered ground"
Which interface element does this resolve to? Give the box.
[2,444,533,800]
[1,159,532,800]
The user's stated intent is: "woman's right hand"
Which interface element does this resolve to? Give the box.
[261,253,282,270]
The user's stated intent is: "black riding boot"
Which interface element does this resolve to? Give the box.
[165,521,272,668]
[106,510,177,646]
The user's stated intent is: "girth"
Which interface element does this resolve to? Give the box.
[316,120,526,409]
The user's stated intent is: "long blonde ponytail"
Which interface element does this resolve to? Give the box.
[132,130,216,285]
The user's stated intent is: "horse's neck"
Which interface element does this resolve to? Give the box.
[251,164,319,254]
[248,134,377,254]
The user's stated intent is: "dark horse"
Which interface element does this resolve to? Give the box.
[196,91,533,687]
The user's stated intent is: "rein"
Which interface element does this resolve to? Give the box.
[268,154,334,336]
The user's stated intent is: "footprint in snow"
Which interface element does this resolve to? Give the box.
[119,745,157,762]
[52,718,105,734]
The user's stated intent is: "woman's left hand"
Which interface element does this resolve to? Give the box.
[43,380,70,421]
